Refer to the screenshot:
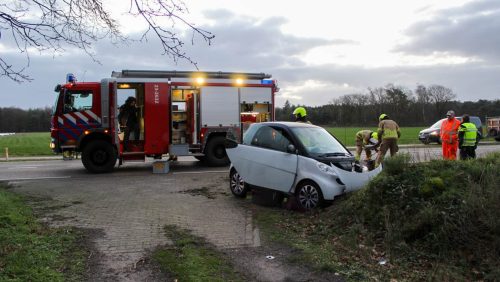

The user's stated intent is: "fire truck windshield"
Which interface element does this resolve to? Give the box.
[52,89,61,115]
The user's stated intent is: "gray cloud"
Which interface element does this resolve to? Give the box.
[1,7,498,109]
[396,0,500,60]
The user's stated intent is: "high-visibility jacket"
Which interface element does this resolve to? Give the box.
[440,118,460,143]
[377,119,401,140]
[458,122,478,147]
[356,130,373,145]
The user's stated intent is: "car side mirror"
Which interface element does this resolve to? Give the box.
[225,138,238,149]
[287,144,297,154]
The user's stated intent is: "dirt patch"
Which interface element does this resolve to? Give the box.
[86,248,172,282]
[224,241,342,282]
[180,187,217,199]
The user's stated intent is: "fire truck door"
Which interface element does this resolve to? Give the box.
[144,83,170,153]
[59,89,100,143]
[185,91,199,144]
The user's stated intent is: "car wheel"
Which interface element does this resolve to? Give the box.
[437,139,442,145]
[422,137,430,145]
[488,129,497,138]
[229,168,248,198]
[295,180,323,210]
[82,140,117,173]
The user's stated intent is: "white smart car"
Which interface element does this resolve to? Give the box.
[225,122,382,210]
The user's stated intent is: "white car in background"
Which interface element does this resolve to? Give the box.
[225,122,382,210]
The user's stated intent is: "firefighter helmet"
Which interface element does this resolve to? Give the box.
[379,113,388,121]
[293,107,307,117]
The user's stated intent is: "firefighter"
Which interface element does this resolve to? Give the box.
[440,110,460,160]
[355,130,379,161]
[375,114,401,167]
[293,107,312,124]
[119,96,140,151]
[458,114,479,160]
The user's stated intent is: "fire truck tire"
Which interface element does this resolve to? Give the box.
[204,135,230,166]
[194,156,206,162]
[82,140,117,173]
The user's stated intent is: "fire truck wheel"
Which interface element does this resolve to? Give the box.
[204,135,230,166]
[82,140,117,173]
[194,156,206,162]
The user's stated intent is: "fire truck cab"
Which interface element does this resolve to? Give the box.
[50,70,278,173]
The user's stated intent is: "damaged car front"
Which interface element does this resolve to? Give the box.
[226,122,382,210]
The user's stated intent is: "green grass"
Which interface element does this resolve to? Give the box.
[0,184,87,281]
[325,127,425,146]
[153,225,243,281]
[0,132,52,157]
[254,153,500,281]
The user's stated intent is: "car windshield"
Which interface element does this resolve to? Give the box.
[291,127,349,155]
[430,119,444,129]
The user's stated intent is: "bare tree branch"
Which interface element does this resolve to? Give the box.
[0,0,214,82]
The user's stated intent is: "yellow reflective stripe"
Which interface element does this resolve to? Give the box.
[383,129,398,138]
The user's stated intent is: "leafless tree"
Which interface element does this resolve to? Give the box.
[0,0,214,82]
[415,84,431,123]
[427,84,457,116]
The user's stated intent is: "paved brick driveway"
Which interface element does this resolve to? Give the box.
[7,161,258,281]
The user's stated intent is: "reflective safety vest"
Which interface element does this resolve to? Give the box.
[440,118,460,143]
[356,130,373,145]
[459,122,477,146]
[378,119,400,139]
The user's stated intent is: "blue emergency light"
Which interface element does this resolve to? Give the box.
[261,79,273,84]
[66,73,76,83]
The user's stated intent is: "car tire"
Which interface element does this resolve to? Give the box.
[295,180,324,210]
[229,168,249,198]
[422,137,430,145]
[82,140,117,173]
[204,135,230,166]
[437,139,442,145]
[489,129,498,140]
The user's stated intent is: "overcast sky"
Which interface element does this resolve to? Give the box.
[1,0,499,109]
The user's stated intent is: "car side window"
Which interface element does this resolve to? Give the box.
[243,124,260,145]
[251,126,292,152]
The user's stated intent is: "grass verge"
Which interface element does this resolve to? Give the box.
[254,152,500,281]
[0,184,87,281]
[325,127,425,146]
[153,225,244,281]
[0,132,52,157]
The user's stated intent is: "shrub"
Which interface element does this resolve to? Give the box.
[333,153,500,279]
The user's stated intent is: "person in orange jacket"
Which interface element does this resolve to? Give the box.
[440,110,460,160]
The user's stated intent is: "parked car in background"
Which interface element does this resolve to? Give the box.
[226,122,382,210]
[486,116,500,142]
[419,116,483,145]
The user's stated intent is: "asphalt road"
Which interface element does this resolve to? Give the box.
[2,144,500,181]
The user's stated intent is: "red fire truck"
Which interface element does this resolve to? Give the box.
[50,70,278,173]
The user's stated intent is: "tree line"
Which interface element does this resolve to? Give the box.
[0,107,52,132]
[2,83,500,132]
[276,84,500,127]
